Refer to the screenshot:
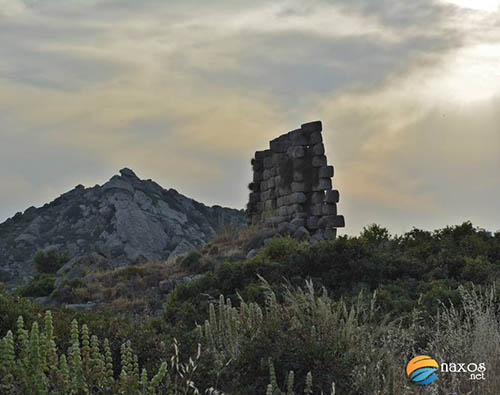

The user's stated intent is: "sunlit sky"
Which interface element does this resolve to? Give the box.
[1,0,499,235]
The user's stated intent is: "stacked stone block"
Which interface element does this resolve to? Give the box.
[247,121,345,241]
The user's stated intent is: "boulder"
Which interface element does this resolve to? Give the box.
[159,279,176,293]
[289,129,308,145]
[312,155,327,167]
[313,178,332,191]
[322,203,337,215]
[291,182,307,193]
[318,215,345,229]
[293,226,310,241]
[244,228,275,252]
[311,192,325,204]
[325,189,339,203]
[307,216,320,230]
[309,132,322,145]
[289,218,305,229]
[312,143,325,156]
[287,146,305,159]
[319,165,334,179]
[289,192,307,204]
[301,120,322,133]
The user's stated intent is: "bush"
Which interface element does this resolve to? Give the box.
[165,223,500,326]
[0,293,37,338]
[359,223,390,247]
[14,274,56,298]
[181,251,203,272]
[34,249,70,274]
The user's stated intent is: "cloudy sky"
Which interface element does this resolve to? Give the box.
[1,0,499,235]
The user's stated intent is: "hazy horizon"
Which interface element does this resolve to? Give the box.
[1,0,499,235]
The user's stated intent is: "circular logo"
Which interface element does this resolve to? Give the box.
[406,355,439,385]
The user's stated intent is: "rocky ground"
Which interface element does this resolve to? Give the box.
[31,224,260,314]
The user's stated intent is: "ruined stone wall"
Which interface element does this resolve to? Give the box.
[247,121,344,241]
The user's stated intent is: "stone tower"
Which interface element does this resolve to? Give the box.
[247,121,344,241]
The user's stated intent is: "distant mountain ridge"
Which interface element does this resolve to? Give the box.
[0,168,245,288]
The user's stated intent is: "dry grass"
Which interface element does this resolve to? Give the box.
[200,224,263,257]
[54,261,196,314]
[52,224,263,313]
[428,285,500,395]
[197,280,500,394]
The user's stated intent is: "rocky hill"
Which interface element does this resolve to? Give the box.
[0,168,245,288]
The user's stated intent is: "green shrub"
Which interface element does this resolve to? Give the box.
[359,223,390,247]
[165,223,500,328]
[0,293,37,338]
[461,255,494,282]
[14,274,55,298]
[181,251,203,271]
[34,249,70,273]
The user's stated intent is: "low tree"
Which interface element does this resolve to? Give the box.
[34,249,70,274]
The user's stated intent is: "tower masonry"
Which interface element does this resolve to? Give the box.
[246,120,345,241]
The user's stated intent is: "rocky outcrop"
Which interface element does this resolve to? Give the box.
[0,168,245,289]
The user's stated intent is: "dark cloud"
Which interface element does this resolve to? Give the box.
[179,28,461,110]
[333,0,451,29]
[0,0,498,235]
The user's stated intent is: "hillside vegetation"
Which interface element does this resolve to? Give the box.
[1,222,499,394]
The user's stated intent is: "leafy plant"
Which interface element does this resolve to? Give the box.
[14,274,55,298]
[0,312,215,394]
[34,249,70,274]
